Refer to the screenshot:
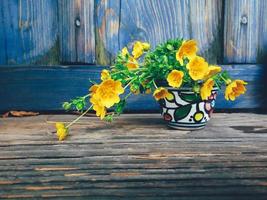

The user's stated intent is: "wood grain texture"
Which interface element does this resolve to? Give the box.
[116,0,223,64]
[0,0,59,65]
[0,64,265,112]
[224,0,267,63]
[0,113,267,199]
[95,0,121,65]
[58,0,95,64]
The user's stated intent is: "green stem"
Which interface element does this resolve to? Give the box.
[82,94,89,99]
[125,92,132,99]
[124,78,137,89]
[219,73,231,84]
[66,105,93,128]
[111,69,126,75]
[152,80,158,89]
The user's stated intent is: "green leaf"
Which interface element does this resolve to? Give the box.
[115,100,126,114]
[75,101,85,111]
[166,44,174,50]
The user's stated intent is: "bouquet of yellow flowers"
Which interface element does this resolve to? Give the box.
[56,38,247,140]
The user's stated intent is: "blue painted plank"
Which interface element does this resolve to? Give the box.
[224,0,267,63]
[118,0,223,64]
[0,65,265,112]
[0,0,58,65]
[95,0,121,65]
[58,0,95,63]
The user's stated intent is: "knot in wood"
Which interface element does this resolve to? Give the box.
[240,16,248,25]
[75,18,81,27]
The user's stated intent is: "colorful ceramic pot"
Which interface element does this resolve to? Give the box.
[159,88,217,130]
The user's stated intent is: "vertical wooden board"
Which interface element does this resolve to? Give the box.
[95,0,121,65]
[224,0,267,63]
[0,0,59,65]
[58,0,95,64]
[118,0,223,64]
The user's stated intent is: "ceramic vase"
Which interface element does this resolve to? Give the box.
[159,88,217,130]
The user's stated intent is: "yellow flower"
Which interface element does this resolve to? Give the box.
[126,57,139,70]
[101,69,110,81]
[186,56,209,80]
[132,41,144,59]
[167,70,184,88]
[89,84,99,96]
[95,79,124,108]
[55,123,68,141]
[176,40,198,65]
[56,122,65,130]
[90,95,107,119]
[225,80,247,101]
[132,41,150,59]
[121,47,129,56]
[142,42,150,50]
[205,65,222,79]
[200,78,215,100]
[153,87,172,101]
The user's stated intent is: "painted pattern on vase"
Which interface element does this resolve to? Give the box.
[159,88,217,130]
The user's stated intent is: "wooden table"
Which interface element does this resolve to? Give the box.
[0,113,267,199]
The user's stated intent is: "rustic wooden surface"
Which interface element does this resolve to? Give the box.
[96,0,223,65]
[95,0,121,65]
[58,0,95,64]
[0,65,265,112]
[0,0,59,65]
[224,0,267,63]
[0,113,267,199]
[4,0,267,65]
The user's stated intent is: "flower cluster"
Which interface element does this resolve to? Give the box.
[55,38,247,140]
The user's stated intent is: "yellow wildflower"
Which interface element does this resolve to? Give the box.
[153,87,172,101]
[225,80,247,101]
[200,78,215,100]
[55,123,68,141]
[56,122,65,130]
[132,41,144,59]
[121,47,129,56]
[126,57,139,70]
[176,40,198,65]
[89,84,99,96]
[205,65,222,79]
[167,70,184,88]
[186,56,209,80]
[94,79,124,108]
[142,42,150,51]
[101,69,110,81]
[90,95,107,119]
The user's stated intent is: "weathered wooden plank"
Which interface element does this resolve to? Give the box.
[114,0,223,65]
[95,0,121,65]
[0,114,267,198]
[0,0,59,65]
[0,187,267,199]
[58,0,95,63]
[224,0,267,63]
[0,64,265,112]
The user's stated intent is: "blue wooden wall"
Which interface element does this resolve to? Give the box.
[0,0,266,111]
